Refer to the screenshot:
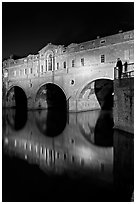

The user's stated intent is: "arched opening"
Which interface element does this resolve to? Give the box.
[35,83,67,110]
[79,81,95,99]
[7,86,27,110]
[94,79,113,110]
[79,79,113,110]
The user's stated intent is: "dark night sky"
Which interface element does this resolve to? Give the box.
[2,2,134,60]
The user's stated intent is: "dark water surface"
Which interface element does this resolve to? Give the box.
[2,108,134,202]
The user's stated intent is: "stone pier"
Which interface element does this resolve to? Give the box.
[114,77,134,134]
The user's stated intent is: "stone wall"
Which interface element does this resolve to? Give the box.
[114,78,134,133]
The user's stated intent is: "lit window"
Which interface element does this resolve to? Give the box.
[48,54,52,71]
[41,65,43,73]
[3,70,8,78]
[24,69,27,75]
[72,60,74,67]
[100,39,106,44]
[13,70,16,76]
[30,68,33,74]
[45,60,47,71]
[81,58,84,66]
[80,45,84,49]
[19,70,22,76]
[124,50,129,60]
[70,138,75,144]
[101,54,105,63]
[70,79,75,85]
[57,62,59,70]
[64,61,66,69]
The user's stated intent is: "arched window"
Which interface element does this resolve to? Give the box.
[48,54,52,71]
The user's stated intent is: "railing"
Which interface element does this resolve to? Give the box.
[114,62,134,79]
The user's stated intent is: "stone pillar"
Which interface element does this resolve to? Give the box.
[114,78,134,133]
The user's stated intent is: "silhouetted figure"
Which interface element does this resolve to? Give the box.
[124,61,128,73]
[116,58,123,79]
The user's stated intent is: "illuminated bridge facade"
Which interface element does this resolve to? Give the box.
[2,30,134,111]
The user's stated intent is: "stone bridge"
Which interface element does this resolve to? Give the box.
[4,62,114,111]
[3,30,134,111]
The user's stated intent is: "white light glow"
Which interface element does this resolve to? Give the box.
[25,155,27,160]
[4,137,8,144]
[14,140,17,147]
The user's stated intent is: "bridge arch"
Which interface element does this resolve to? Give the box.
[6,85,27,109]
[35,82,67,109]
[76,76,113,110]
[76,76,113,98]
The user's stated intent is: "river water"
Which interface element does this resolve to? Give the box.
[2,108,134,202]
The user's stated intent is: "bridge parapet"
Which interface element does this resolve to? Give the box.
[114,62,134,80]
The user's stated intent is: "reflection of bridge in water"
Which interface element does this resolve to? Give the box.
[3,109,113,180]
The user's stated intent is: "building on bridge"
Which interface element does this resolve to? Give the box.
[2,30,134,112]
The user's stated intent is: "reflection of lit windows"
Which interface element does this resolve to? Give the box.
[29,143,32,151]
[35,145,38,153]
[52,150,55,161]
[24,142,27,149]
[25,155,27,160]
[14,140,17,147]
[57,152,60,159]
[40,146,43,154]
[44,148,47,158]
[80,158,84,166]
[5,138,8,144]
[71,156,74,162]
[64,153,67,160]
[49,150,52,160]
[101,163,104,172]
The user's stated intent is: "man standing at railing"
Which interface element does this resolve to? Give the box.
[116,58,123,79]
[124,61,128,73]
